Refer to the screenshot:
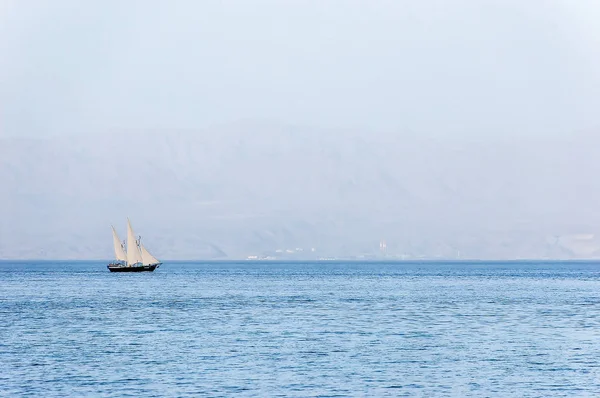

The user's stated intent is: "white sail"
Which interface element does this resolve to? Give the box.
[126,218,143,266]
[112,226,127,262]
[140,243,160,266]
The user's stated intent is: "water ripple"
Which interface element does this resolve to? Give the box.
[1,261,600,396]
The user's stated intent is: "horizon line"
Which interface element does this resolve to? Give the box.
[2,258,600,263]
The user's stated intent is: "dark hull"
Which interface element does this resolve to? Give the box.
[107,264,160,272]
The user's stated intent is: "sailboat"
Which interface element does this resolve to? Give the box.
[107,219,162,272]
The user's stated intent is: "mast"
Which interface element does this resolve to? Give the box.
[112,226,127,262]
[126,218,143,266]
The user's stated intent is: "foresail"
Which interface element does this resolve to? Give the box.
[126,219,143,266]
[112,226,127,262]
[140,244,160,265]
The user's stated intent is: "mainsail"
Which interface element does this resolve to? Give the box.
[140,243,160,266]
[126,218,143,266]
[112,226,127,262]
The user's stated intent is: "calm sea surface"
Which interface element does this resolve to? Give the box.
[1,261,600,397]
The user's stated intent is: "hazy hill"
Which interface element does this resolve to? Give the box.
[1,125,600,260]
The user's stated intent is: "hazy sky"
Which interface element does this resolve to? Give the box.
[1,0,600,138]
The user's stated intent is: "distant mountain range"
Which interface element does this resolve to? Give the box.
[2,125,600,260]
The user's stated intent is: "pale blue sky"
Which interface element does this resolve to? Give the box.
[1,0,600,137]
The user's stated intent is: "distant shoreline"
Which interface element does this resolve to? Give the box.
[2,259,600,264]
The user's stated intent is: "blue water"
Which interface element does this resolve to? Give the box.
[2,261,600,397]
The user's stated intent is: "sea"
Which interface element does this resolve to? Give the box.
[1,260,600,397]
